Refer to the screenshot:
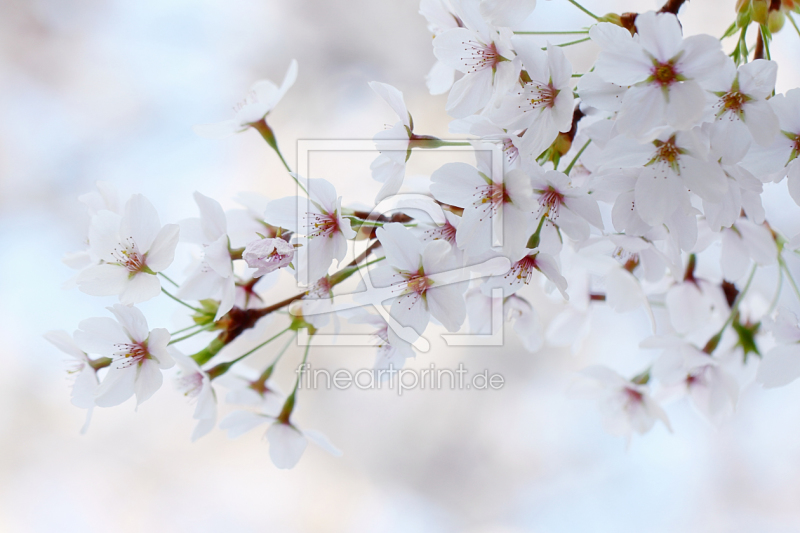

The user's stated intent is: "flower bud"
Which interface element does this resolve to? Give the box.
[243,237,295,277]
[752,0,768,23]
[768,9,785,32]
[735,0,751,13]
[598,12,622,25]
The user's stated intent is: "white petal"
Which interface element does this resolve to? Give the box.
[267,423,308,469]
[134,360,164,406]
[744,99,780,147]
[74,317,129,355]
[376,223,423,272]
[757,345,800,388]
[219,410,271,438]
[119,272,161,305]
[43,330,87,360]
[665,81,706,131]
[636,11,682,62]
[203,235,233,278]
[145,224,180,272]
[427,284,467,332]
[120,194,161,253]
[304,429,342,457]
[369,81,410,127]
[76,264,129,297]
[94,366,137,407]
[426,60,456,95]
[193,191,228,240]
[445,68,494,118]
[108,303,149,342]
[264,196,300,233]
[634,166,684,226]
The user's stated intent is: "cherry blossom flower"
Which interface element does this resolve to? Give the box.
[348,309,415,376]
[747,89,800,204]
[756,308,800,388]
[264,178,356,284]
[418,210,465,265]
[579,366,671,441]
[650,338,739,425]
[370,223,467,336]
[419,0,460,94]
[719,218,777,281]
[193,60,298,139]
[448,116,523,170]
[702,164,765,232]
[665,275,728,338]
[218,369,283,414]
[173,352,216,442]
[177,192,236,321]
[432,0,519,117]
[219,411,341,469]
[62,181,124,287]
[482,245,568,299]
[74,304,174,407]
[43,330,99,433]
[77,194,180,305]
[430,162,533,258]
[369,82,413,201]
[489,41,574,159]
[528,165,603,242]
[599,129,727,232]
[243,237,295,277]
[589,11,727,138]
[706,59,779,164]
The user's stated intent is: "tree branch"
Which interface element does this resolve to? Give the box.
[754,28,765,60]
[658,0,688,15]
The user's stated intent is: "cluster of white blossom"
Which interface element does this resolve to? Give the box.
[48,0,800,466]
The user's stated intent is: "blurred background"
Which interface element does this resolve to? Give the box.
[3,0,800,531]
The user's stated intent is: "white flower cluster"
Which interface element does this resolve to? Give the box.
[48,0,800,466]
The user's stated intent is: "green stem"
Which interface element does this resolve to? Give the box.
[780,258,800,302]
[277,338,312,424]
[292,340,312,394]
[544,37,591,49]
[269,332,297,369]
[168,326,213,345]
[206,327,291,379]
[191,337,225,366]
[228,327,290,366]
[514,30,589,35]
[789,13,800,38]
[251,118,309,196]
[158,272,179,287]
[526,213,548,249]
[565,0,600,20]
[760,24,772,60]
[359,256,386,268]
[169,323,203,336]
[161,288,203,313]
[430,141,473,147]
[767,265,784,315]
[563,139,591,175]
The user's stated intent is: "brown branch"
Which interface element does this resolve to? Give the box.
[566,105,586,143]
[658,0,688,15]
[754,28,765,60]
[620,0,688,34]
